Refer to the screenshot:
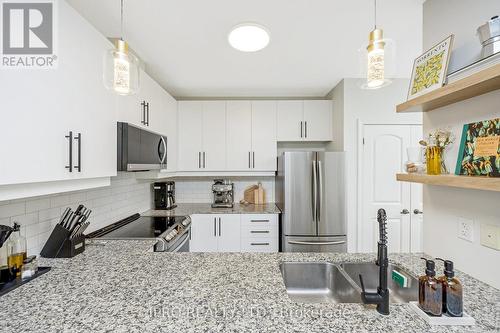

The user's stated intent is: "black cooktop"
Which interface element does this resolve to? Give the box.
[88,214,185,239]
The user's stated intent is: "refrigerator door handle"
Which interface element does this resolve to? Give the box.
[288,240,346,246]
[312,160,317,223]
[317,160,323,223]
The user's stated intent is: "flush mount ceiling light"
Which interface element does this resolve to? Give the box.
[228,23,270,52]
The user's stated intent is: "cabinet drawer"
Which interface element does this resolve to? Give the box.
[241,238,278,252]
[241,214,278,226]
[241,224,277,239]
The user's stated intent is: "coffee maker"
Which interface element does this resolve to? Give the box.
[153,182,177,210]
[212,179,234,208]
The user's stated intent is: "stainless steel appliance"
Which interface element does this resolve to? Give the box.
[276,151,346,252]
[211,179,234,208]
[88,214,191,252]
[153,182,177,210]
[117,122,167,171]
[477,16,500,59]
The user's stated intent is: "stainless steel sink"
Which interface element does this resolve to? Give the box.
[340,262,418,303]
[279,262,360,303]
[280,261,418,304]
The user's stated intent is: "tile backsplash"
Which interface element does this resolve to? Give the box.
[174,178,275,204]
[0,173,152,256]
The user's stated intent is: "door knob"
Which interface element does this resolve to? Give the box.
[400,209,409,214]
[413,209,423,214]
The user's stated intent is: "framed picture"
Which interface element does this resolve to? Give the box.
[407,35,454,100]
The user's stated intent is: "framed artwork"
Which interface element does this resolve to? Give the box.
[455,118,500,177]
[407,35,454,100]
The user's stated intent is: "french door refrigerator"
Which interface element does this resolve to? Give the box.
[276,151,346,252]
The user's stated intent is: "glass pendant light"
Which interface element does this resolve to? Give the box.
[103,0,139,95]
[359,0,394,89]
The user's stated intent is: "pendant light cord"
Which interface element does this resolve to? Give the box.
[374,0,377,29]
[120,0,124,40]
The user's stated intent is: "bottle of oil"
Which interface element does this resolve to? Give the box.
[436,258,463,317]
[419,258,442,316]
[7,223,27,278]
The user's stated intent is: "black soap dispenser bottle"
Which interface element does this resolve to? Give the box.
[419,258,442,316]
[436,258,463,317]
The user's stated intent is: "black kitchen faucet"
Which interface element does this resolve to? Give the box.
[359,208,390,315]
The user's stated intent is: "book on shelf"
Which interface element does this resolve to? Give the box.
[446,53,500,84]
[455,118,500,177]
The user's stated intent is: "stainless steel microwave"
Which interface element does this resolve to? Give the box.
[117,122,167,171]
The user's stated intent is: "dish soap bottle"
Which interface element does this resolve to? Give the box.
[419,258,442,316]
[436,258,463,317]
[7,223,27,277]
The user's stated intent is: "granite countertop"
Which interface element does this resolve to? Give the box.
[143,202,281,217]
[0,240,498,333]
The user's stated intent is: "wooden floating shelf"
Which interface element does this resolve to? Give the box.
[396,173,500,192]
[397,63,500,113]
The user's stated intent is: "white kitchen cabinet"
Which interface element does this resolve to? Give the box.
[178,101,226,171]
[241,214,279,252]
[277,100,332,142]
[189,214,241,252]
[226,101,252,170]
[251,101,277,171]
[0,1,116,193]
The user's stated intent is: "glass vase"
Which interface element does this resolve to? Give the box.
[426,146,441,175]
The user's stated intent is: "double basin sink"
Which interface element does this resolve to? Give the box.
[280,262,418,304]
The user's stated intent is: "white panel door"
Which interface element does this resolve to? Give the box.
[410,126,424,252]
[218,215,241,252]
[277,101,303,141]
[178,101,203,171]
[251,101,277,171]
[202,101,226,170]
[303,100,332,141]
[190,215,218,252]
[362,125,412,253]
[226,101,252,170]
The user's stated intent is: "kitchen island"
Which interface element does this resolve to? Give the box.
[0,240,498,333]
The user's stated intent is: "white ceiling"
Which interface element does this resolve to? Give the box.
[67,0,423,98]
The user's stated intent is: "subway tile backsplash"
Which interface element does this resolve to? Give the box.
[0,174,275,256]
[0,172,152,256]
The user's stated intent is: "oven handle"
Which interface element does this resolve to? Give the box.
[171,229,190,252]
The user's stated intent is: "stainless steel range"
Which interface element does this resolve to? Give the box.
[87,214,191,252]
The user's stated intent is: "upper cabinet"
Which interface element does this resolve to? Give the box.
[249,101,277,171]
[0,1,117,198]
[277,100,332,141]
[178,101,226,171]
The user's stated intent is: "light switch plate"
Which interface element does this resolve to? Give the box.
[458,217,474,242]
[480,224,500,251]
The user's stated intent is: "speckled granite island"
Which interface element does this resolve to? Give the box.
[143,203,281,216]
[0,240,498,333]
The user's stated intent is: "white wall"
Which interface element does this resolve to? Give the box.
[423,0,500,73]
[328,79,422,252]
[423,0,500,289]
[174,178,275,203]
[0,173,152,256]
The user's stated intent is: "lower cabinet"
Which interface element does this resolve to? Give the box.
[190,213,278,253]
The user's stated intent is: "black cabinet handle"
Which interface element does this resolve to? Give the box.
[218,218,221,236]
[253,151,255,169]
[300,121,303,138]
[74,133,81,172]
[203,152,206,168]
[65,131,73,172]
[198,152,201,169]
[146,102,150,126]
[305,121,308,138]
[251,242,269,246]
[140,101,146,125]
[213,218,216,236]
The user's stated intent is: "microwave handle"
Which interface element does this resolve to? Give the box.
[158,136,167,165]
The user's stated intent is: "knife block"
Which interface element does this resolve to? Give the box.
[40,224,86,258]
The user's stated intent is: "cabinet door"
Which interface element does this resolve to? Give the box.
[303,100,332,141]
[251,101,277,171]
[117,94,143,128]
[161,93,178,172]
[226,101,252,170]
[277,101,303,141]
[217,215,241,252]
[202,101,226,170]
[190,215,218,252]
[178,101,203,171]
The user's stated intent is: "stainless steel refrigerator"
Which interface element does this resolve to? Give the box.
[276,151,346,252]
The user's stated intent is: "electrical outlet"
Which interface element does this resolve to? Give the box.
[458,217,474,242]
[480,224,500,251]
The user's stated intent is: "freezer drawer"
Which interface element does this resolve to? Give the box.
[283,236,347,253]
